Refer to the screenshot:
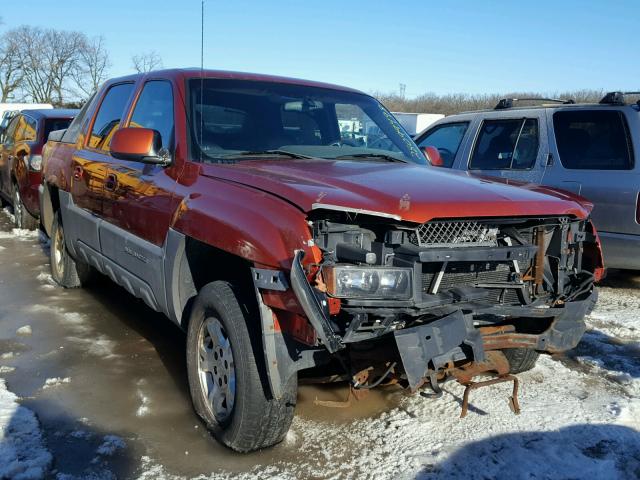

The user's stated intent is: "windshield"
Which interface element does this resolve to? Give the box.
[187,79,425,165]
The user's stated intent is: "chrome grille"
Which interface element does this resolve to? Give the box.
[413,220,498,248]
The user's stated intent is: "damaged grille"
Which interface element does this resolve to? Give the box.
[412,220,499,248]
[422,261,527,305]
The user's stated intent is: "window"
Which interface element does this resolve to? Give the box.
[20,116,37,141]
[62,94,95,144]
[88,83,134,151]
[3,116,20,145]
[44,118,73,142]
[417,122,469,167]
[553,110,634,170]
[129,81,174,150]
[188,79,425,165]
[470,118,539,170]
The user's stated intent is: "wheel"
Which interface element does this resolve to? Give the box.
[186,281,297,452]
[12,184,38,230]
[502,348,540,374]
[50,211,92,288]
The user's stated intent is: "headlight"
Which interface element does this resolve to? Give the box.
[28,155,42,171]
[324,265,413,299]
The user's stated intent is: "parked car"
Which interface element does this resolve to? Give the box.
[0,103,53,142]
[414,93,640,270]
[41,69,603,452]
[0,109,77,229]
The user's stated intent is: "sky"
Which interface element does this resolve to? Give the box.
[1,0,638,97]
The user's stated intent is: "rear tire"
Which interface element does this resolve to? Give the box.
[12,184,38,230]
[502,348,540,374]
[186,281,297,452]
[50,211,92,288]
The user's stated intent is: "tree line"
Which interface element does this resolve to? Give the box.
[374,89,608,116]
[0,24,162,106]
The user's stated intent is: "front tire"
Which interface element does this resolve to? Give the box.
[12,184,38,230]
[50,211,91,288]
[186,281,297,452]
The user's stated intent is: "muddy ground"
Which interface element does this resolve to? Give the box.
[0,209,639,479]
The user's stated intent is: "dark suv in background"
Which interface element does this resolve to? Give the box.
[0,109,77,229]
[415,92,640,270]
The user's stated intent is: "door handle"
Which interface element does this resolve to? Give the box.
[73,166,83,180]
[105,173,118,191]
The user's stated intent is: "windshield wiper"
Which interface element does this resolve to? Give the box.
[335,153,408,163]
[225,149,313,159]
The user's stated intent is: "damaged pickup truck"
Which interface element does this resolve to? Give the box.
[40,69,604,452]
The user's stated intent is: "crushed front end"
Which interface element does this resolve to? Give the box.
[288,211,602,400]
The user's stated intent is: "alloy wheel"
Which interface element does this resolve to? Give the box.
[197,316,236,423]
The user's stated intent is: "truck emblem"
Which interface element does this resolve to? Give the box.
[399,194,411,211]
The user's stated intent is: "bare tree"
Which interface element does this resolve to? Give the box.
[131,51,162,73]
[72,35,110,98]
[0,33,23,102]
[12,26,87,105]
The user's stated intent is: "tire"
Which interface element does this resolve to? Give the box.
[12,184,38,230]
[186,281,297,452]
[50,211,92,288]
[502,348,540,374]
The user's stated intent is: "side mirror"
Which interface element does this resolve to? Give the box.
[422,146,444,167]
[110,127,171,166]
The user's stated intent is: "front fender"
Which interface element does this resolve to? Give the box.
[171,182,320,269]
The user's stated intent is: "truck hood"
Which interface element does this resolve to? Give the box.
[200,159,591,223]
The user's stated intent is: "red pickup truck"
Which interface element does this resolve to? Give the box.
[41,69,604,452]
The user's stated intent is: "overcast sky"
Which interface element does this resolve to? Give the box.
[2,0,638,96]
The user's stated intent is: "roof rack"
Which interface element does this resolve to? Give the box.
[599,91,640,106]
[494,97,575,110]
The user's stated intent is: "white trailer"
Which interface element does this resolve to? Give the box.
[392,112,444,136]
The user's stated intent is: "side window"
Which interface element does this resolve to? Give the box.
[553,110,634,170]
[470,118,539,170]
[3,116,21,145]
[417,122,469,167]
[88,83,134,151]
[129,81,175,150]
[22,116,37,142]
[62,93,95,144]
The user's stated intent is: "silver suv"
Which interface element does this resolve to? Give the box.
[414,92,640,270]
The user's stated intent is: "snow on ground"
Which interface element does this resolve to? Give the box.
[133,283,640,480]
[0,379,52,480]
[16,325,33,336]
[0,366,16,374]
[136,380,151,418]
[96,435,127,456]
[42,377,71,389]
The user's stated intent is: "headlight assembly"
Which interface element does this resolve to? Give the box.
[324,265,413,300]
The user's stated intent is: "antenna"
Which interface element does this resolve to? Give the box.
[199,0,205,161]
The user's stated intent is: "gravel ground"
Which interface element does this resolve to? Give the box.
[0,207,638,479]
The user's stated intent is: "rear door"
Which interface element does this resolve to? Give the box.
[465,110,548,183]
[63,82,135,254]
[542,107,640,236]
[72,82,135,217]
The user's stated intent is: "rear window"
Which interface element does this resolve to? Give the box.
[470,118,539,170]
[553,110,634,170]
